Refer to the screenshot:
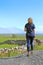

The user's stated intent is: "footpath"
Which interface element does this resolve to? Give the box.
[0,50,43,65]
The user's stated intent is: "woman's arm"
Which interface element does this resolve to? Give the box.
[24,27,27,32]
[33,29,36,37]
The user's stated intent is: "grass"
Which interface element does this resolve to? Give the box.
[34,44,43,50]
[0,50,21,58]
[0,43,43,50]
[0,44,20,48]
[0,35,43,49]
[0,35,43,42]
[0,35,26,42]
[35,35,43,40]
[0,35,43,58]
[34,35,43,50]
[0,48,22,58]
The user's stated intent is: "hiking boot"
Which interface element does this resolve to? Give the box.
[31,51,33,54]
[27,52,30,56]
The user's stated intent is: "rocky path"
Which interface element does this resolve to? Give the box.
[0,50,43,65]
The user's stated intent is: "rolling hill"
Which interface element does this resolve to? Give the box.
[0,27,25,34]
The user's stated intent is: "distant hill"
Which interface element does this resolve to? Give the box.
[36,33,43,36]
[0,27,25,34]
[0,27,43,35]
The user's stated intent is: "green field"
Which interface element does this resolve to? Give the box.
[0,35,25,48]
[0,34,43,58]
[0,35,26,42]
[35,35,43,40]
[0,35,43,49]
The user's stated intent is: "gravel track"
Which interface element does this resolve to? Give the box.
[0,50,43,65]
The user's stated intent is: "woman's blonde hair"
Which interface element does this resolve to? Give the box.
[28,17,33,24]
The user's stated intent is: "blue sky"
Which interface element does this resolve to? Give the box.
[0,0,43,33]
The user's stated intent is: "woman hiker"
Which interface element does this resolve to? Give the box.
[24,18,35,56]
